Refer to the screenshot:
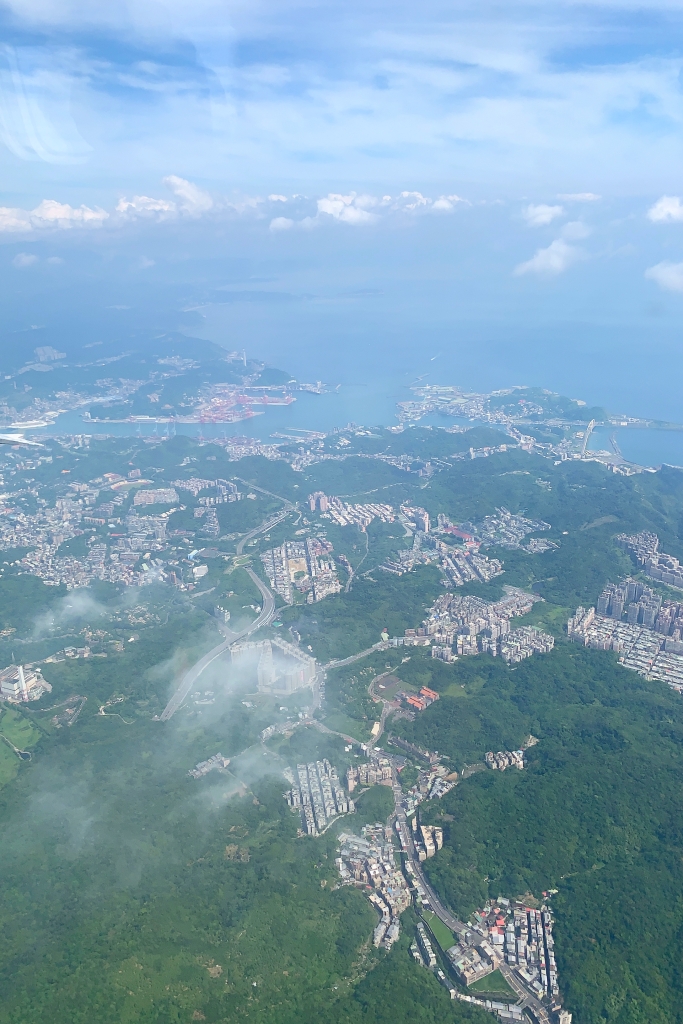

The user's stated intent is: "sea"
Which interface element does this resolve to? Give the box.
[28,298,683,469]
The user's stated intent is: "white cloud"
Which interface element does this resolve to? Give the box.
[269,216,294,231]
[353,194,380,210]
[317,194,375,224]
[116,195,176,215]
[0,207,32,232]
[394,191,430,210]
[522,203,564,227]
[268,194,288,202]
[557,193,601,202]
[514,238,581,276]
[645,261,683,292]
[115,177,214,219]
[13,252,38,267]
[647,196,683,223]
[432,194,466,210]
[0,199,106,232]
[46,256,63,264]
[31,199,108,226]
[162,175,213,214]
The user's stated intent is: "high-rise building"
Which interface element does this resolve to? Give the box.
[415,509,430,533]
[308,491,329,512]
[257,642,277,690]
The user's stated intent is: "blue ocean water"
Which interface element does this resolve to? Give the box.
[42,385,683,471]
[46,382,405,441]
[26,289,683,468]
[588,427,683,469]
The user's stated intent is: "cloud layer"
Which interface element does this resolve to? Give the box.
[1,0,683,199]
[6,175,683,290]
[1,181,471,237]
[0,199,108,232]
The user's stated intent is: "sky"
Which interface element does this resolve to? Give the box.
[2,0,683,419]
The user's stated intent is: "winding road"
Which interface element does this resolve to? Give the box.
[160,541,277,721]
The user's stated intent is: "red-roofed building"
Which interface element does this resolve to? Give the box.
[405,695,427,711]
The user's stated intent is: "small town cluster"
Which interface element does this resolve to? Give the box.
[374,503,507,586]
[485,750,525,771]
[296,494,522,595]
[616,531,683,588]
[171,477,241,505]
[308,491,395,529]
[336,824,412,949]
[334,792,570,1024]
[260,537,342,604]
[455,508,554,552]
[188,752,230,778]
[568,573,683,691]
[447,901,562,1007]
[285,759,353,835]
[0,448,247,589]
[401,588,555,665]
[381,529,505,588]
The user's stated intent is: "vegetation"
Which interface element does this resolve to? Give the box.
[402,641,683,1024]
[422,910,455,952]
[4,435,683,1023]
[467,970,516,999]
[280,565,442,662]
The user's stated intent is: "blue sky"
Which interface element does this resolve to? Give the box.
[2,0,683,418]
[3,0,683,198]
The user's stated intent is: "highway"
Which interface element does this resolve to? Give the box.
[160,567,275,721]
[160,568,274,721]
[162,496,296,722]
[235,508,293,555]
[231,476,297,510]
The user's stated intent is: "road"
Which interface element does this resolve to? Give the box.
[235,508,293,555]
[386,765,554,1023]
[325,641,388,670]
[159,567,275,721]
[162,492,294,723]
[388,765,467,935]
[307,717,364,748]
[498,964,552,1024]
[231,476,297,510]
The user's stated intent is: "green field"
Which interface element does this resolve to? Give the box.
[422,910,455,951]
[467,970,516,999]
[0,708,41,786]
